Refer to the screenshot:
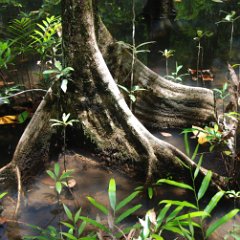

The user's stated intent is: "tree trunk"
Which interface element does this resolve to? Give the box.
[0,0,227,191]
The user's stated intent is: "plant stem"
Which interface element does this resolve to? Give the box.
[196,41,201,87]
[166,58,169,76]
[130,0,136,111]
[63,126,67,172]
[230,22,234,59]
[191,171,206,240]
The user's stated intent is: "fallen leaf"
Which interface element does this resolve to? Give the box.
[160,132,172,137]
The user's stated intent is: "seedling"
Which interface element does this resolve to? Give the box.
[216,11,240,59]
[50,113,79,171]
[43,60,74,93]
[159,49,175,76]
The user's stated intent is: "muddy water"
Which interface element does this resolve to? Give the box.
[0,149,239,240]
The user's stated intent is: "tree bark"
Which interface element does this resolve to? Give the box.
[0,0,226,191]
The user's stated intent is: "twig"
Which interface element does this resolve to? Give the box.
[0,89,47,100]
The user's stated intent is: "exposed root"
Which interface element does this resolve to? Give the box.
[13,166,22,219]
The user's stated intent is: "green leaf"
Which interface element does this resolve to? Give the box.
[129,94,136,102]
[184,133,190,156]
[194,154,203,179]
[61,233,77,240]
[61,221,74,229]
[159,200,197,210]
[156,203,171,227]
[87,196,108,215]
[0,192,7,199]
[174,211,210,221]
[118,84,129,93]
[55,60,62,71]
[63,204,73,221]
[157,179,193,191]
[166,206,184,222]
[61,79,68,93]
[115,204,142,223]
[206,209,239,238]
[197,171,212,201]
[191,144,199,161]
[54,163,60,177]
[116,191,140,212]
[55,181,62,194]
[78,221,87,237]
[148,187,153,199]
[108,178,116,211]
[150,234,164,240]
[79,216,110,233]
[46,170,56,181]
[17,111,29,124]
[74,208,82,224]
[204,191,225,218]
[59,170,74,180]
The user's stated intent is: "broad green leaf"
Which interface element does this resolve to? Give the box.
[194,154,203,179]
[204,191,225,217]
[59,170,74,180]
[46,170,56,181]
[78,221,87,236]
[148,187,153,199]
[108,178,116,211]
[54,163,60,177]
[63,204,73,221]
[159,200,197,210]
[129,94,136,102]
[79,216,110,233]
[17,111,29,124]
[61,79,68,93]
[74,208,82,224]
[157,179,193,191]
[87,197,108,215]
[116,191,140,211]
[61,232,77,240]
[115,204,142,223]
[197,171,212,201]
[206,209,239,238]
[55,181,62,194]
[118,84,129,93]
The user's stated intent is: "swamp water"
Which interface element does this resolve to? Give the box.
[0,129,239,239]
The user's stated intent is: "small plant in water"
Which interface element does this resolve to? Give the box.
[193,30,213,86]
[159,49,175,76]
[216,11,240,59]
[50,113,79,172]
[43,60,74,93]
[84,178,141,239]
[137,139,239,239]
[213,82,230,114]
[118,84,147,110]
[46,162,73,196]
[165,62,189,83]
